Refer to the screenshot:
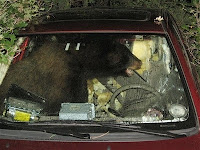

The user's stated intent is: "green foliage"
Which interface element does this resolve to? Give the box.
[180,0,200,66]
[0,0,42,64]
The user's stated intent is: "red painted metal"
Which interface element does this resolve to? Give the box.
[12,37,29,64]
[0,135,200,150]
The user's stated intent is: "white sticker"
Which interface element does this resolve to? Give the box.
[76,43,81,51]
[65,43,70,51]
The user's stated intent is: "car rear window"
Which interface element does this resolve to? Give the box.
[0,33,195,129]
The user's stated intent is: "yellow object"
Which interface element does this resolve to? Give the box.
[87,78,124,112]
[97,92,112,106]
[131,40,154,74]
[14,111,31,122]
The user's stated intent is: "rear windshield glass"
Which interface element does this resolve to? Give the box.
[0,34,194,126]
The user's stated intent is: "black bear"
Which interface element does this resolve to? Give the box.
[68,39,141,77]
[0,37,142,114]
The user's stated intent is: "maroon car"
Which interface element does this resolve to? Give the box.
[0,8,200,150]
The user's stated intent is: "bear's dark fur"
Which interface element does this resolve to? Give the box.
[0,39,141,114]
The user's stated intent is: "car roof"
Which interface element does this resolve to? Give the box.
[19,8,167,35]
